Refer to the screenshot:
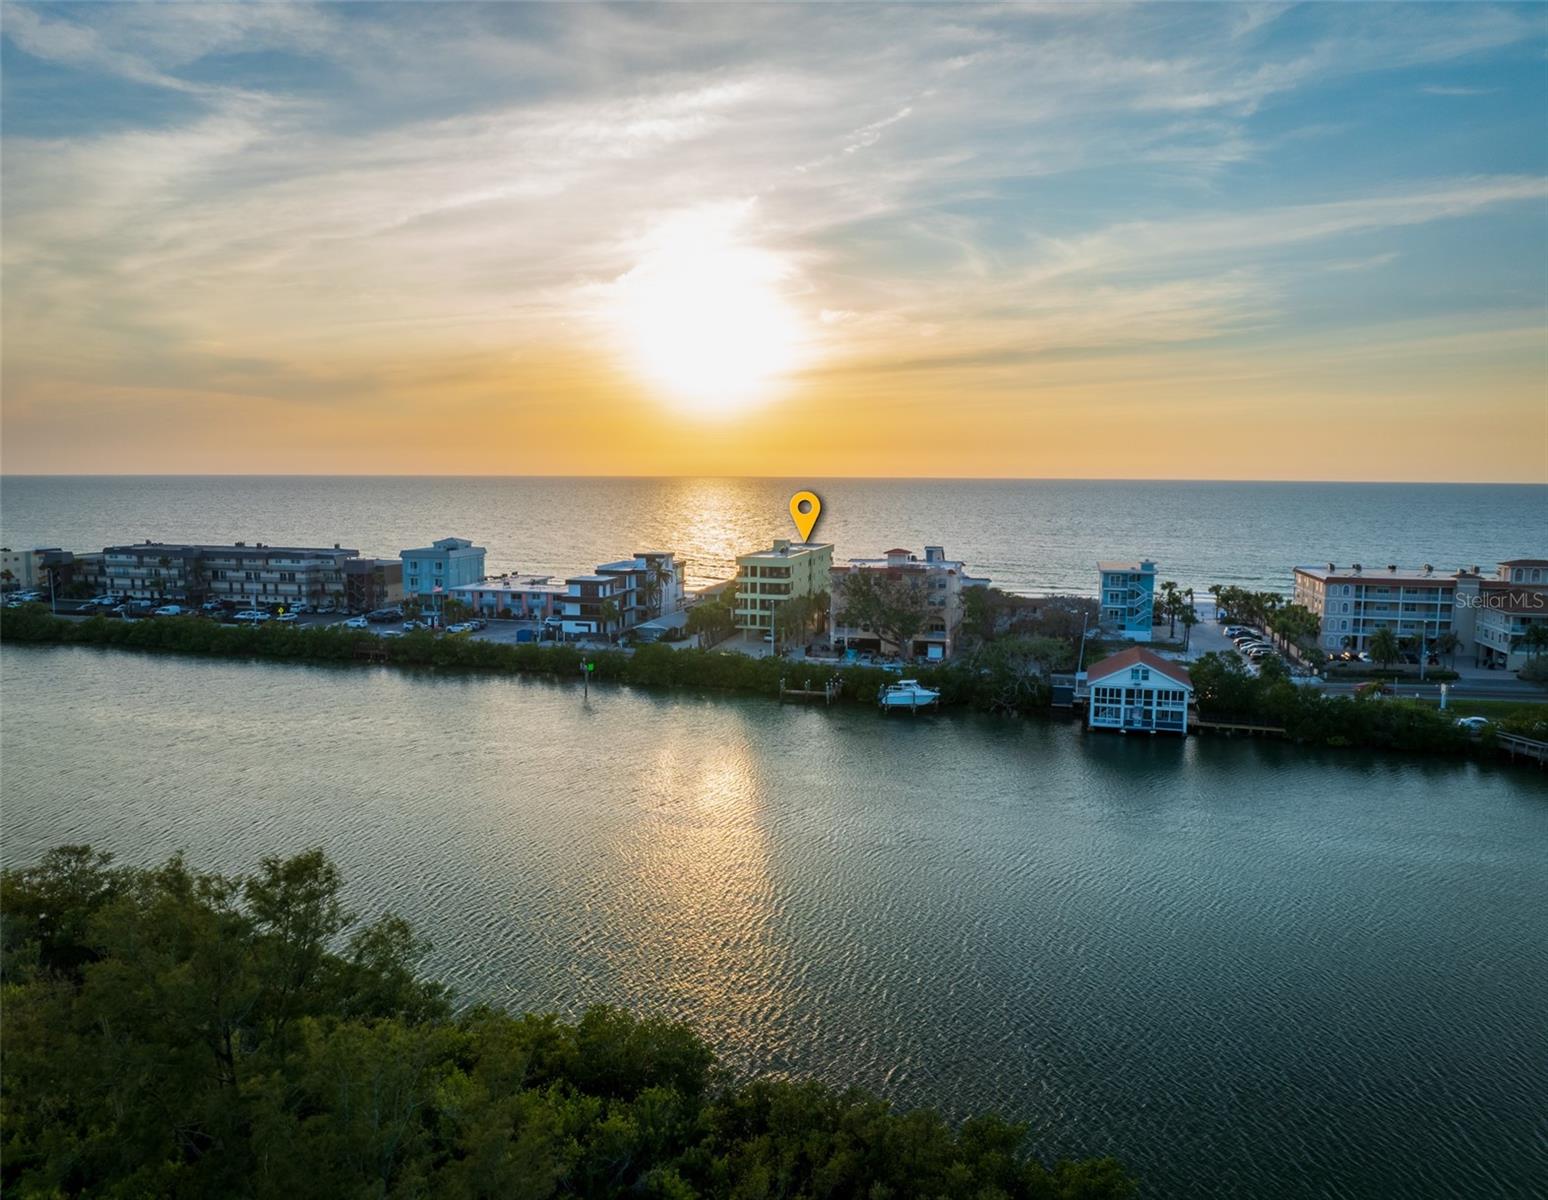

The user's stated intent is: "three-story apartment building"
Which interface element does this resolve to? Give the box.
[734,540,834,636]
[103,542,359,607]
[400,537,487,600]
[1292,563,1473,654]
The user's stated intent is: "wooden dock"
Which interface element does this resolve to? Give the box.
[1496,732,1548,766]
[779,677,843,705]
[1191,717,1286,737]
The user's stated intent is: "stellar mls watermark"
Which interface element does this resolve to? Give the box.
[1454,590,1548,611]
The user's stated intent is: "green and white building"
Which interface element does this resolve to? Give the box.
[734,539,833,636]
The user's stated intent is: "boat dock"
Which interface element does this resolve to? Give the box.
[780,677,843,705]
[1191,716,1287,737]
[1496,731,1548,766]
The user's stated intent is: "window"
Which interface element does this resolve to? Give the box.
[1130,666,1150,683]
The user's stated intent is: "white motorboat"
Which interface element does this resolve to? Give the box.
[877,679,941,710]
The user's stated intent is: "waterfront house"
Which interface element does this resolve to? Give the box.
[399,537,486,600]
[1098,559,1157,642]
[102,541,358,608]
[734,540,834,637]
[559,572,631,640]
[1085,647,1192,735]
[830,546,989,661]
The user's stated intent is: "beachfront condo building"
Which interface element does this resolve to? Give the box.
[399,537,487,599]
[102,541,359,607]
[830,546,990,661]
[734,540,834,636]
[1470,560,1548,670]
[1292,563,1473,655]
[1085,647,1193,735]
[1098,559,1157,642]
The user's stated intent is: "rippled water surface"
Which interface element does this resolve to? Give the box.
[3,475,1545,595]
[2,646,1544,1198]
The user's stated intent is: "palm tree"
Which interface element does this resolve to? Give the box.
[597,599,620,643]
[1160,581,1180,637]
[1180,605,1199,652]
[639,564,664,620]
[0,568,13,594]
[1434,631,1461,668]
[1369,626,1401,671]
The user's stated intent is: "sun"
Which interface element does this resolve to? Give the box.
[611,205,806,416]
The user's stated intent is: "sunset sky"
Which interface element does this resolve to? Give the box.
[2,2,1545,481]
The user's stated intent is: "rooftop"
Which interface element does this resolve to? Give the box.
[105,541,358,558]
[737,541,833,560]
[1087,646,1192,688]
[1294,564,1467,584]
[1098,560,1156,573]
[401,537,485,556]
[450,576,564,594]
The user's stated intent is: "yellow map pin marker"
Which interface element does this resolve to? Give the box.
[789,490,821,541]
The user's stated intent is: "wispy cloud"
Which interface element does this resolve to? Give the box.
[1,1,1544,478]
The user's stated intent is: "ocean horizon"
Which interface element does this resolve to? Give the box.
[4,475,1544,598]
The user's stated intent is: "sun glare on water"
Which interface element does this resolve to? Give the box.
[612,205,806,416]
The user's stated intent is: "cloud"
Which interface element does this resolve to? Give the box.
[1,1,1544,474]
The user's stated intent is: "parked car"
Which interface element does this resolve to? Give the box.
[380,630,405,639]
[151,605,185,617]
[1454,715,1491,732]
[233,609,270,623]
[367,608,403,623]
[315,603,337,614]
[343,616,370,629]
[402,620,426,632]
[445,622,473,634]
[275,613,299,624]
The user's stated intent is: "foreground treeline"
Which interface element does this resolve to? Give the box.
[1190,652,1545,751]
[1,846,1136,1200]
[0,604,1078,716]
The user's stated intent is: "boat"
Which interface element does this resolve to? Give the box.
[877,679,941,711]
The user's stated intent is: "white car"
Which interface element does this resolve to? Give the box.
[1454,716,1491,732]
[274,613,299,624]
[151,605,185,617]
[344,616,370,629]
[380,629,405,639]
[233,609,270,623]
[445,622,473,634]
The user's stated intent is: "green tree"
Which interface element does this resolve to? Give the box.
[1,845,1138,1200]
[597,599,621,642]
[1369,626,1401,670]
[685,599,734,647]
[836,571,930,660]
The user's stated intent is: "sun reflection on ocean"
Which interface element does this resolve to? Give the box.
[600,723,792,1052]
